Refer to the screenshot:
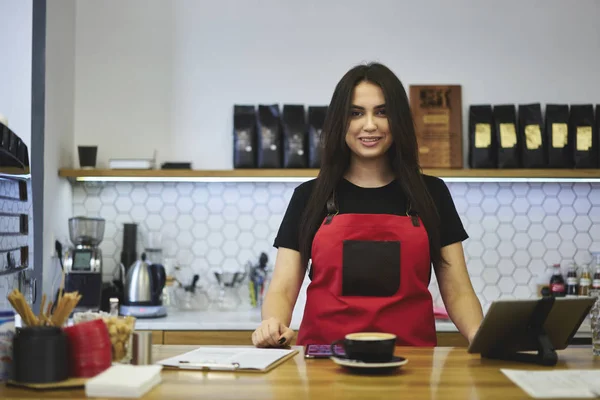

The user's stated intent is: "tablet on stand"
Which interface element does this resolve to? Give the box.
[467,297,596,366]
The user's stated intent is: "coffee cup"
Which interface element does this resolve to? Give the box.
[330,332,396,363]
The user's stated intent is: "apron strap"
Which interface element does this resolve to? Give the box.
[326,191,421,226]
[406,200,420,227]
[326,192,338,214]
[325,192,338,225]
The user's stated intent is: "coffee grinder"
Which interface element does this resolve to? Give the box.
[63,216,105,312]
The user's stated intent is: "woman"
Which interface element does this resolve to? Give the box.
[252,62,483,348]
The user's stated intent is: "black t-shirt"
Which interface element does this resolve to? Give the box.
[273,175,468,257]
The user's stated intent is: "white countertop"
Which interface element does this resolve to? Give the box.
[133,308,592,339]
[134,309,275,331]
[133,308,460,332]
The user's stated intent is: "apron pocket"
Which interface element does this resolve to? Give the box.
[342,240,400,297]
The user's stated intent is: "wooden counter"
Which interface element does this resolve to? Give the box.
[1,345,598,399]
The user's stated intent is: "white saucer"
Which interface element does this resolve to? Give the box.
[331,356,408,370]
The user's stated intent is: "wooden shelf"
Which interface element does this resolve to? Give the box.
[59,168,320,178]
[58,168,600,182]
[0,167,30,181]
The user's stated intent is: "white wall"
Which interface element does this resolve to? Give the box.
[71,0,600,169]
[73,0,174,167]
[43,0,76,296]
[0,0,32,151]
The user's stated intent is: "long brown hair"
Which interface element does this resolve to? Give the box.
[298,62,444,270]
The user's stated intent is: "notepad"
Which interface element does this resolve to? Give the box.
[157,346,298,372]
[501,369,600,399]
[85,364,163,398]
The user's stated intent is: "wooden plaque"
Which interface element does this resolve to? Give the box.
[409,85,463,168]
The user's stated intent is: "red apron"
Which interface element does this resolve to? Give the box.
[296,195,437,347]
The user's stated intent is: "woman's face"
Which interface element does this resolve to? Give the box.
[345,81,393,161]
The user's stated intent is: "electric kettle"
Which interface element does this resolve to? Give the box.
[120,254,167,318]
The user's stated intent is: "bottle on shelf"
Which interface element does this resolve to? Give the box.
[566,264,579,297]
[591,252,600,298]
[549,263,566,297]
[578,264,591,297]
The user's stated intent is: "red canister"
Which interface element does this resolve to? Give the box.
[63,319,112,378]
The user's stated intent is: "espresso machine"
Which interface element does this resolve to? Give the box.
[63,216,105,312]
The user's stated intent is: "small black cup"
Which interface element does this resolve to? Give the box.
[331,332,396,363]
[78,145,98,169]
[13,326,69,383]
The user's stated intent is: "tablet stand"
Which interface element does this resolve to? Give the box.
[482,296,558,366]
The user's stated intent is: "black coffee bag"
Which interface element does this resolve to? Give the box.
[545,104,571,168]
[597,105,600,165]
[308,106,327,168]
[518,103,545,168]
[257,104,282,168]
[493,105,520,168]
[570,104,597,168]
[233,105,257,168]
[468,105,496,168]
[282,105,308,168]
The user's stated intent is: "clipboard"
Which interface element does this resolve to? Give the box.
[157,346,299,373]
[467,296,597,366]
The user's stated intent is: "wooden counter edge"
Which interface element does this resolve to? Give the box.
[160,330,468,347]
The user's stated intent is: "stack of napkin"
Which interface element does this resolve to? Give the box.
[85,365,163,398]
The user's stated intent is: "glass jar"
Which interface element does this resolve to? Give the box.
[0,310,15,381]
[590,297,600,356]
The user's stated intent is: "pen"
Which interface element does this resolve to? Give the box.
[178,360,241,371]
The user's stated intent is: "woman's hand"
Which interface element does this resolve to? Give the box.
[252,317,295,348]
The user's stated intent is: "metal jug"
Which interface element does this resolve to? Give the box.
[124,254,166,305]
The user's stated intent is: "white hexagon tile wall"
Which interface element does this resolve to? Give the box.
[71,181,600,313]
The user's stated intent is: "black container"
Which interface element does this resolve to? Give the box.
[569,104,597,168]
[0,129,17,168]
[545,104,571,168]
[0,122,8,148]
[282,105,308,168]
[122,223,138,254]
[257,104,282,168]
[468,105,496,168]
[597,105,600,166]
[19,140,29,167]
[121,223,138,276]
[233,105,257,168]
[77,145,97,168]
[0,125,29,169]
[7,129,17,154]
[14,137,23,161]
[307,106,328,168]
[12,326,69,384]
[518,103,546,168]
[493,105,520,168]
